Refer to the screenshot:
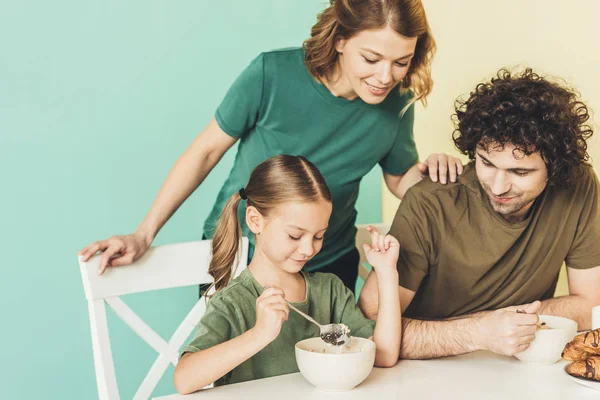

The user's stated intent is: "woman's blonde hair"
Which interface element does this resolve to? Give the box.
[303,0,436,108]
[207,155,332,293]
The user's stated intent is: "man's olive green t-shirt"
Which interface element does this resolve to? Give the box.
[390,163,600,319]
[203,47,419,271]
[180,269,375,386]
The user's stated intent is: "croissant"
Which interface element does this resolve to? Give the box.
[561,329,600,361]
[562,344,593,361]
[566,357,600,381]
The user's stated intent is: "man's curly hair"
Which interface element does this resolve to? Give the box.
[452,68,593,187]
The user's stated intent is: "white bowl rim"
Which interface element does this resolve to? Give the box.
[536,314,578,331]
[295,336,376,356]
[538,314,577,323]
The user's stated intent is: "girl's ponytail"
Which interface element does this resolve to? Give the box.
[207,191,243,294]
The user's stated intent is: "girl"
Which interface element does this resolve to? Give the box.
[79,0,462,292]
[173,155,402,394]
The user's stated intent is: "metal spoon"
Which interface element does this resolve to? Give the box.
[286,301,351,347]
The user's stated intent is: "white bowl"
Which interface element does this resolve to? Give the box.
[514,315,578,365]
[295,337,376,391]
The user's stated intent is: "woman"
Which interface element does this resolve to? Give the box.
[79,0,462,291]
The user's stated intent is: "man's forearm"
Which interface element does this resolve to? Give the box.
[400,314,484,359]
[359,274,486,359]
[539,295,596,330]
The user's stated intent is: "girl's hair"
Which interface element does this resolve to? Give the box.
[303,0,436,109]
[207,155,332,293]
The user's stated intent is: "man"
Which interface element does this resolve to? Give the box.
[359,68,600,359]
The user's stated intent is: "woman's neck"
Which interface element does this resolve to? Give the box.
[248,250,306,303]
[320,58,357,100]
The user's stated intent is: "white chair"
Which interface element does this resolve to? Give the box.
[78,238,249,400]
[355,223,391,280]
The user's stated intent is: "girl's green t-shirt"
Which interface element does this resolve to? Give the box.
[180,269,375,386]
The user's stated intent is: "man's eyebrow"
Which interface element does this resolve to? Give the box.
[477,152,538,172]
[509,167,538,172]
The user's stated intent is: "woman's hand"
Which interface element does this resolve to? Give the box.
[418,153,464,184]
[362,226,400,276]
[253,286,289,344]
[384,153,464,200]
[78,231,153,275]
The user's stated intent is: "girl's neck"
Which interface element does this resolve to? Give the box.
[247,250,306,303]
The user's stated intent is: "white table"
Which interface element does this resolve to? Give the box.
[155,351,598,400]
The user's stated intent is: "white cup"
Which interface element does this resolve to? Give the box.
[592,305,600,330]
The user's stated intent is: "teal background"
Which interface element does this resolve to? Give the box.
[1,1,382,399]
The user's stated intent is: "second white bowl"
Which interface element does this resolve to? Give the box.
[514,314,578,365]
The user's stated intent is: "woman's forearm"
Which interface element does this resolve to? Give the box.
[383,163,421,200]
[136,118,237,241]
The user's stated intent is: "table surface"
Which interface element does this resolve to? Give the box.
[155,351,599,400]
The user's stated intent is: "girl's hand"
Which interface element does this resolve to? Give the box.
[362,226,400,276]
[78,231,153,275]
[254,286,289,344]
[418,153,464,184]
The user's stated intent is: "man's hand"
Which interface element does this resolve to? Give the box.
[475,301,541,356]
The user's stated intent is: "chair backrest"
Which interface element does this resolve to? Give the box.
[355,223,391,280]
[79,238,249,400]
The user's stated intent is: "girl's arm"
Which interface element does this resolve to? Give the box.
[371,267,401,367]
[362,227,402,367]
[173,286,289,394]
[174,328,269,394]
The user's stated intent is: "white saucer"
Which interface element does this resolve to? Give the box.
[564,364,600,391]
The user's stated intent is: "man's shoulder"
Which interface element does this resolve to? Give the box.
[549,164,598,201]
[573,164,598,190]
[403,163,478,208]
